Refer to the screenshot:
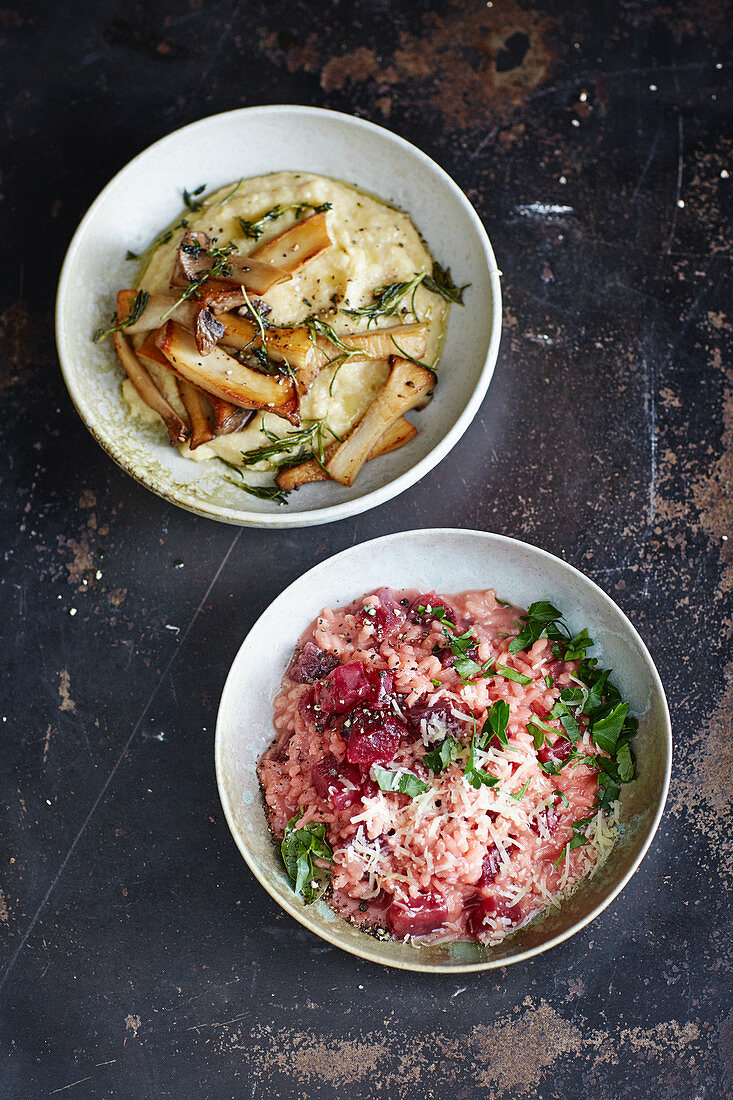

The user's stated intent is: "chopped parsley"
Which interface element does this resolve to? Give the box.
[372,766,429,798]
[423,737,460,774]
[280,810,333,904]
[480,699,510,749]
[463,726,500,790]
[510,779,531,801]
[494,663,532,686]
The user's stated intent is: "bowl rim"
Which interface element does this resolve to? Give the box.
[55,104,503,528]
[214,527,672,972]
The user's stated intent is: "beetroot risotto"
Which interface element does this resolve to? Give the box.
[258,588,638,945]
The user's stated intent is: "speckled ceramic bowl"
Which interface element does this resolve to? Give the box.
[215,529,672,971]
[55,106,502,527]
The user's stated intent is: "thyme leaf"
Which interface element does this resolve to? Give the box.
[93,290,149,343]
[183,183,207,212]
[238,201,332,241]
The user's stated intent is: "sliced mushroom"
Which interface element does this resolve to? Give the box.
[325,356,435,486]
[209,397,254,435]
[155,321,300,424]
[315,322,428,366]
[172,231,291,295]
[113,332,190,446]
[116,290,199,334]
[217,313,319,377]
[194,307,226,355]
[275,416,418,491]
[250,212,332,273]
[177,379,216,450]
[172,231,212,283]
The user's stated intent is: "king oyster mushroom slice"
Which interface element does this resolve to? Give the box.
[325,356,436,486]
[155,321,300,425]
[112,332,190,446]
[249,211,332,273]
[176,379,216,450]
[275,417,418,491]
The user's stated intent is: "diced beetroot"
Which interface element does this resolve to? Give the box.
[467,895,521,935]
[477,845,501,886]
[360,776,379,800]
[345,708,406,766]
[387,894,449,937]
[408,593,460,628]
[298,686,320,726]
[317,662,373,715]
[405,699,470,742]
[537,738,572,767]
[358,587,406,641]
[530,698,550,720]
[365,667,394,709]
[288,642,340,683]
[311,753,362,810]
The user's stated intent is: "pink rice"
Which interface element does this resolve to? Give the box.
[257,587,617,945]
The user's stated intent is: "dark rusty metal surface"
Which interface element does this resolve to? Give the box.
[1,2,732,1097]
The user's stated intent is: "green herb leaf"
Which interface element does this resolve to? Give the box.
[183,183,207,212]
[528,721,547,751]
[544,673,554,688]
[510,779,531,801]
[554,789,570,807]
[280,810,333,904]
[494,662,532,686]
[463,729,500,790]
[238,201,332,241]
[508,601,564,654]
[219,458,291,504]
[93,290,150,343]
[417,604,455,629]
[371,766,429,798]
[480,699,510,749]
[341,273,425,325]
[423,737,460,774]
[591,702,629,755]
[616,741,635,783]
[422,260,470,304]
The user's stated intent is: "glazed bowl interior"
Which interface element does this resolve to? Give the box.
[215,529,671,972]
[56,106,501,528]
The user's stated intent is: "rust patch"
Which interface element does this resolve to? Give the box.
[0,886,9,925]
[124,1014,141,1042]
[224,1026,390,1086]
[57,535,95,585]
[669,660,733,872]
[690,377,733,593]
[272,1,553,130]
[58,670,76,714]
[454,1000,582,1091]
[213,1002,706,1098]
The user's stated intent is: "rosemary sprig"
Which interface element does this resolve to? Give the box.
[423,261,469,305]
[341,262,469,326]
[341,273,424,326]
[93,290,149,343]
[303,317,362,396]
[219,458,291,505]
[238,201,332,241]
[238,418,335,469]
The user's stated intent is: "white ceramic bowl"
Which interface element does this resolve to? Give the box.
[55,106,502,527]
[216,529,672,972]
